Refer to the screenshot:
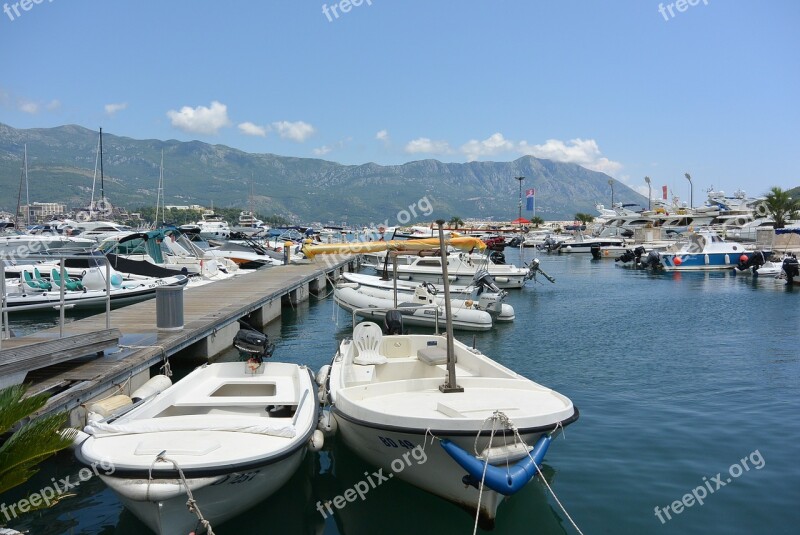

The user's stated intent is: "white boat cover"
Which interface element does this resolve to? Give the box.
[84,415,297,438]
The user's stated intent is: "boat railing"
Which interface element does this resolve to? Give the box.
[0,253,114,346]
[349,305,440,335]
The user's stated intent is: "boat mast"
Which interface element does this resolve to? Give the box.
[90,133,100,215]
[24,144,29,226]
[156,149,164,225]
[436,219,463,393]
[98,127,106,219]
[14,154,24,230]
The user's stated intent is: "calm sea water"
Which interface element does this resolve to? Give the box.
[2,248,799,534]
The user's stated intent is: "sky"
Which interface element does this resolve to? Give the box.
[1,0,798,201]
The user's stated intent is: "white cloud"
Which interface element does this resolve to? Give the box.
[105,102,127,116]
[518,138,623,174]
[166,100,231,135]
[46,99,61,111]
[238,121,268,137]
[460,132,516,161]
[404,137,452,155]
[376,129,389,142]
[19,100,38,114]
[312,137,351,157]
[271,120,315,142]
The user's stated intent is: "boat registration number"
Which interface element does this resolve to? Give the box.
[378,436,416,449]
[211,470,260,486]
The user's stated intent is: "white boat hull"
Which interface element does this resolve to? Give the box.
[325,329,578,527]
[333,285,493,331]
[333,415,548,526]
[77,362,318,534]
[106,447,306,535]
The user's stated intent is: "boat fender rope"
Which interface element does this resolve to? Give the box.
[148,452,216,535]
[511,425,585,535]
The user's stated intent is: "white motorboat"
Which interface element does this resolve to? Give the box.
[660,230,767,271]
[389,252,534,289]
[97,230,239,281]
[3,266,187,311]
[319,320,578,528]
[340,271,515,322]
[334,283,494,331]
[0,233,96,259]
[75,360,320,535]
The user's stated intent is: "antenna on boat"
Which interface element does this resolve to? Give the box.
[436,219,463,394]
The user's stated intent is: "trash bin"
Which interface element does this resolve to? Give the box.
[155,285,184,331]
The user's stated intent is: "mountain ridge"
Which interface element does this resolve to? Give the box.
[0,123,647,224]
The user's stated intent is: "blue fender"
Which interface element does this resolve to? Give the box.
[440,434,551,496]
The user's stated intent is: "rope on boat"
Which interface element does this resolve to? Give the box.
[471,414,499,535]
[505,415,585,535]
[118,344,172,377]
[148,452,216,535]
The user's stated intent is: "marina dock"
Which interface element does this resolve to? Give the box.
[0,257,355,426]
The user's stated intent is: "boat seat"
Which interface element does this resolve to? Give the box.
[353,322,388,365]
[417,345,455,365]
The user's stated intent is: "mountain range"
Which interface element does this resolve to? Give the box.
[0,123,649,224]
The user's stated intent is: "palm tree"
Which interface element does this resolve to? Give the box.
[762,187,800,229]
[574,213,595,224]
[0,384,76,495]
[530,216,544,227]
[448,216,464,230]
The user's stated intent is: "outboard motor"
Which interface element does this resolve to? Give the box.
[473,268,502,294]
[590,244,601,259]
[507,237,522,248]
[489,250,506,265]
[782,254,799,284]
[616,249,636,263]
[384,309,404,335]
[736,251,766,272]
[233,325,275,373]
[640,250,662,269]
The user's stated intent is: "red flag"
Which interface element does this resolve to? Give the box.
[662,185,668,200]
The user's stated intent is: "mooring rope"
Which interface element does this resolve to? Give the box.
[148,452,216,535]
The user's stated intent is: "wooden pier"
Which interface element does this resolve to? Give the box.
[0,257,355,425]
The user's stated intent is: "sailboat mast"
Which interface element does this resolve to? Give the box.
[99,127,105,207]
[15,158,24,230]
[24,144,29,226]
[157,150,164,225]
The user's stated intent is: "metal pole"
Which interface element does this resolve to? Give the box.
[436,219,463,393]
[59,260,66,338]
[608,178,614,207]
[515,176,525,228]
[391,252,398,308]
[105,261,112,329]
[0,262,6,346]
[645,176,651,211]
[685,173,693,209]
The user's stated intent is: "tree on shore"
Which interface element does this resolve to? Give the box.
[530,216,544,227]
[762,187,800,229]
[448,216,464,230]
[574,213,595,224]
